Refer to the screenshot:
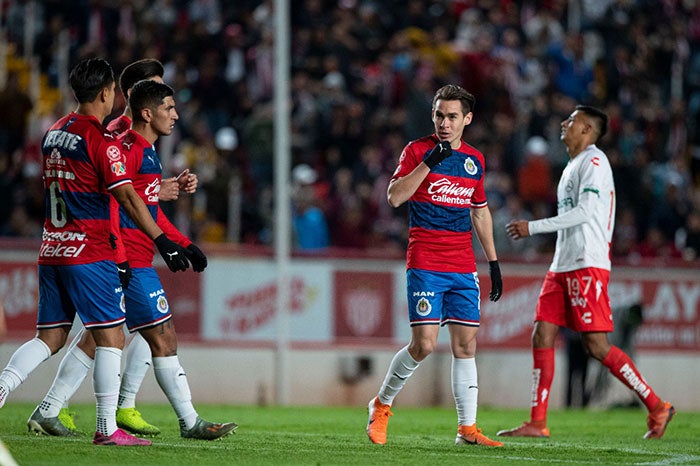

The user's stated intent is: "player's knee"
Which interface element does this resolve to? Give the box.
[142,334,177,357]
[408,340,435,361]
[37,328,70,354]
[582,341,610,361]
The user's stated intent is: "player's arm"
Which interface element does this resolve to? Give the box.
[471,205,503,302]
[109,198,132,289]
[506,206,591,239]
[111,184,164,240]
[155,206,191,247]
[387,165,430,208]
[507,162,600,239]
[111,184,190,272]
[388,141,452,207]
[471,206,498,262]
[109,198,128,263]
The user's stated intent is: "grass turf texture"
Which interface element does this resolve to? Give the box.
[0,403,698,465]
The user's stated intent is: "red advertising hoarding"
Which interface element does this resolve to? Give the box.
[334,271,393,341]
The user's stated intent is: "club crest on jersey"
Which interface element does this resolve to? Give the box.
[416,297,432,317]
[464,157,477,175]
[157,295,169,313]
[111,161,126,175]
[106,145,122,161]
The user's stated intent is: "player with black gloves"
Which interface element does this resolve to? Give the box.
[366,84,504,448]
[28,80,235,443]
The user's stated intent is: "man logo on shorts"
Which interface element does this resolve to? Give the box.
[416,297,432,317]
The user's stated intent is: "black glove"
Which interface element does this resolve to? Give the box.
[184,244,208,273]
[154,234,190,272]
[117,261,132,290]
[424,140,452,169]
[488,260,502,302]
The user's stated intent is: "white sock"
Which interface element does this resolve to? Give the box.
[377,346,420,406]
[40,346,93,418]
[93,346,122,436]
[0,338,51,407]
[452,357,478,426]
[152,356,197,429]
[60,328,92,410]
[118,332,152,409]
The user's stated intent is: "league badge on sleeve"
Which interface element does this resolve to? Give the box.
[111,161,126,176]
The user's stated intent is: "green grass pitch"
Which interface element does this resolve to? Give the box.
[0,403,698,465]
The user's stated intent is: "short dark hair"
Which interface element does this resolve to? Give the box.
[575,104,608,140]
[118,58,164,96]
[432,84,475,115]
[69,58,114,103]
[129,80,174,123]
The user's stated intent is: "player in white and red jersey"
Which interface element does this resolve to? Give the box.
[366,84,503,447]
[499,105,674,440]
[0,58,190,447]
[27,59,200,438]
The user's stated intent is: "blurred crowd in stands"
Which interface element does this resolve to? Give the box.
[1,0,699,264]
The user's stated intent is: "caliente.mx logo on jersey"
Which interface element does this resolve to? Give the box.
[427,178,475,205]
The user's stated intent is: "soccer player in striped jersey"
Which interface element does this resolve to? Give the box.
[499,105,674,439]
[29,80,235,441]
[29,58,198,438]
[0,57,190,446]
[366,84,504,447]
[110,80,235,439]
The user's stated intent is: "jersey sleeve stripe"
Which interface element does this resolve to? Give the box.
[107,179,132,190]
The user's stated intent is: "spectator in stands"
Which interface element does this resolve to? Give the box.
[0,71,33,158]
[291,164,329,251]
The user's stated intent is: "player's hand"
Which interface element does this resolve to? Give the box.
[117,261,132,290]
[488,260,502,302]
[424,140,452,170]
[506,220,530,240]
[159,178,180,201]
[154,234,190,272]
[184,243,208,272]
[176,169,198,194]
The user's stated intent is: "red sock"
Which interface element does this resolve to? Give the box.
[530,347,554,423]
[602,345,660,411]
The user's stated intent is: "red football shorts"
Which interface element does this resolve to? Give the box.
[535,267,613,332]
